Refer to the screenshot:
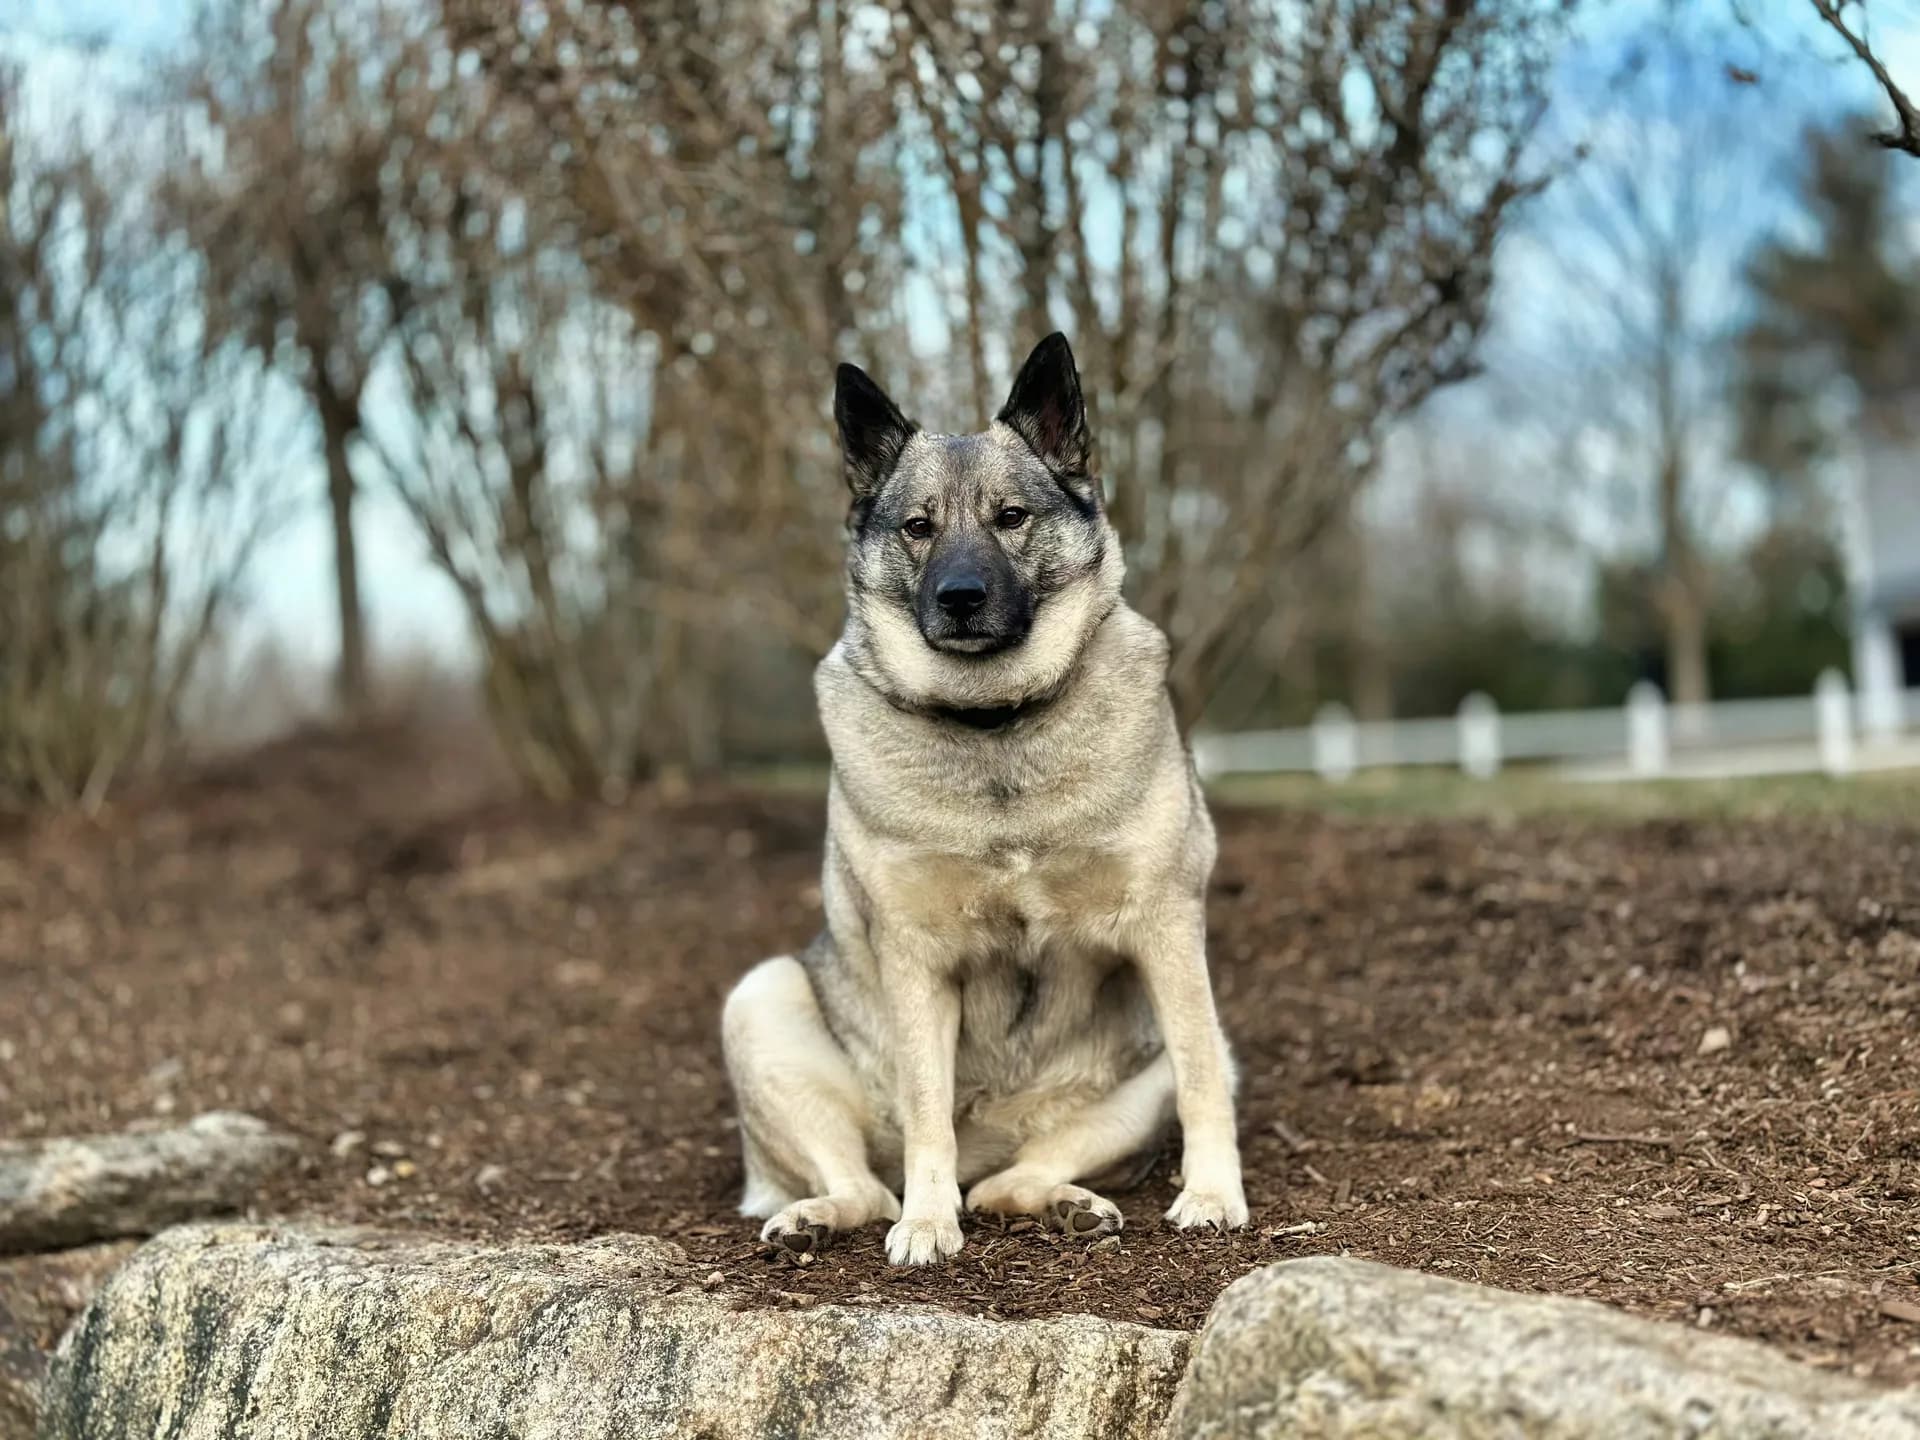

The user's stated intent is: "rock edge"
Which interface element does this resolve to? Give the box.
[0,1112,299,1254]
[33,1223,1920,1439]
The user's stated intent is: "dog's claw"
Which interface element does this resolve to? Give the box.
[1166,1186,1250,1232]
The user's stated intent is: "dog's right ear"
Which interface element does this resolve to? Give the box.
[834,363,917,500]
[998,332,1096,512]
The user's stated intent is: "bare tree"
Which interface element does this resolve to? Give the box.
[369,220,673,797]
[4,0,1609,806]
[0,63,284,812]
[106,0,1574,794]
[163,0,427,717]
[1487,29,1780,714]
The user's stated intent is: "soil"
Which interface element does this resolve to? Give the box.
[4,724,1919,1384]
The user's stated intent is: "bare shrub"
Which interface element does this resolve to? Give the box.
[433,0,1573,763]
[0,65,283,813]
[135,0,1577,794]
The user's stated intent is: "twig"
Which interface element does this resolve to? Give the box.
[1565,1131,1679,1148]
[1268,1221,1324,1238]
[1808,0,1920,158]
[1271,1119,1318,1153]
[1723,1258,1920,1293]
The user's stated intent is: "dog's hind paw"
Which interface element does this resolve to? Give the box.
[1166,1185,1249,1232]
[885,1212,963,1265]
[1047,1185,1123,1238]
[760,1215,832,1255]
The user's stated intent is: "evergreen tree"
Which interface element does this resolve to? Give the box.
[1740,122,1920,482]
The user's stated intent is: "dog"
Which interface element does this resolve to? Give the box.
[721,333,1247,1266]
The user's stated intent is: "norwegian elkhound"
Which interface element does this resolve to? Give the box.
[721,333,1247,1265]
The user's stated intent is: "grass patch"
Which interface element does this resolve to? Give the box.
[1208,766,1920,824]
[723,758,1920,824]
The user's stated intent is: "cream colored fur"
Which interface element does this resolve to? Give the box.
[721,502,1249,1265]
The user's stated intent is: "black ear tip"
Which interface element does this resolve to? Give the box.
[836,364,896,422]
[1018,333,1078,387]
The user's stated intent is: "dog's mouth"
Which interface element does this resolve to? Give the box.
[925,631,1020,657]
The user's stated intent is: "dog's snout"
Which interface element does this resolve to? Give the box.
[917,535,1025,653]
[935,571,989,617]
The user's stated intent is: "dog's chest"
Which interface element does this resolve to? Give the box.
[880,841,1137,954]
[932,847,1147,1088]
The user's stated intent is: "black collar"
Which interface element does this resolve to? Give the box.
[929,703,1026,731]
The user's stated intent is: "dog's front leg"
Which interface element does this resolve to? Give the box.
[1135,901,1249,1230]
[879,936,964,1265]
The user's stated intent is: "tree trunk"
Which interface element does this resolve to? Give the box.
[1663,590,1710,713]
[1653,331,1709,720]
[1344,518,1393,722]
[1015,21,1060,343]
[314,378,369,718]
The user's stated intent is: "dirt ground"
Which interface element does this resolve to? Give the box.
[4,725,1919,1384]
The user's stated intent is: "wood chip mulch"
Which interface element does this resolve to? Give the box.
[4,727,1917,1384]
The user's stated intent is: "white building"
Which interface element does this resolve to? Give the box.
[1849,447,1920,736]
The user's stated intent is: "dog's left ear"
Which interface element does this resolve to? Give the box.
[998,332,1095,507]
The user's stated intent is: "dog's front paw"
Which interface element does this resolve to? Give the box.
[885,1211,963,1266]
[1166,1184,1249,1232]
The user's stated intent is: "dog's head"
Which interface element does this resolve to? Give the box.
[833,334,1122,712]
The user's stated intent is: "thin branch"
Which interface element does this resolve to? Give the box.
[1809,0,1920,157]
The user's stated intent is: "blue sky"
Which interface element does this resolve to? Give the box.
[12,0,183,48]
[7,0,1919,685]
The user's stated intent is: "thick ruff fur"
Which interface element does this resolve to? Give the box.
[722,334,1248,1265]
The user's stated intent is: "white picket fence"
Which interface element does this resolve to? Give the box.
[1193,671,1920,783]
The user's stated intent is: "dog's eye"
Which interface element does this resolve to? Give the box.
[902,517,933,540]
[995,506,1029,530]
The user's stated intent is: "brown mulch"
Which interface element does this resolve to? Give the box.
[3,726,1919,1385]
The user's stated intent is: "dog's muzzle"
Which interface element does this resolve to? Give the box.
[918,545,1030,655]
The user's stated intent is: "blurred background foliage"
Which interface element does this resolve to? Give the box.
[1,0,1914,807]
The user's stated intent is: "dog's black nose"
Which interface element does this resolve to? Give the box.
[935,571,989,617]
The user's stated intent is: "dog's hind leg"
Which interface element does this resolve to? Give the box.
[721,955,900,1254]
[965,1054,1174,1239]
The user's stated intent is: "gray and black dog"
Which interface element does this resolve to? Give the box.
[722,333,1247,1266]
